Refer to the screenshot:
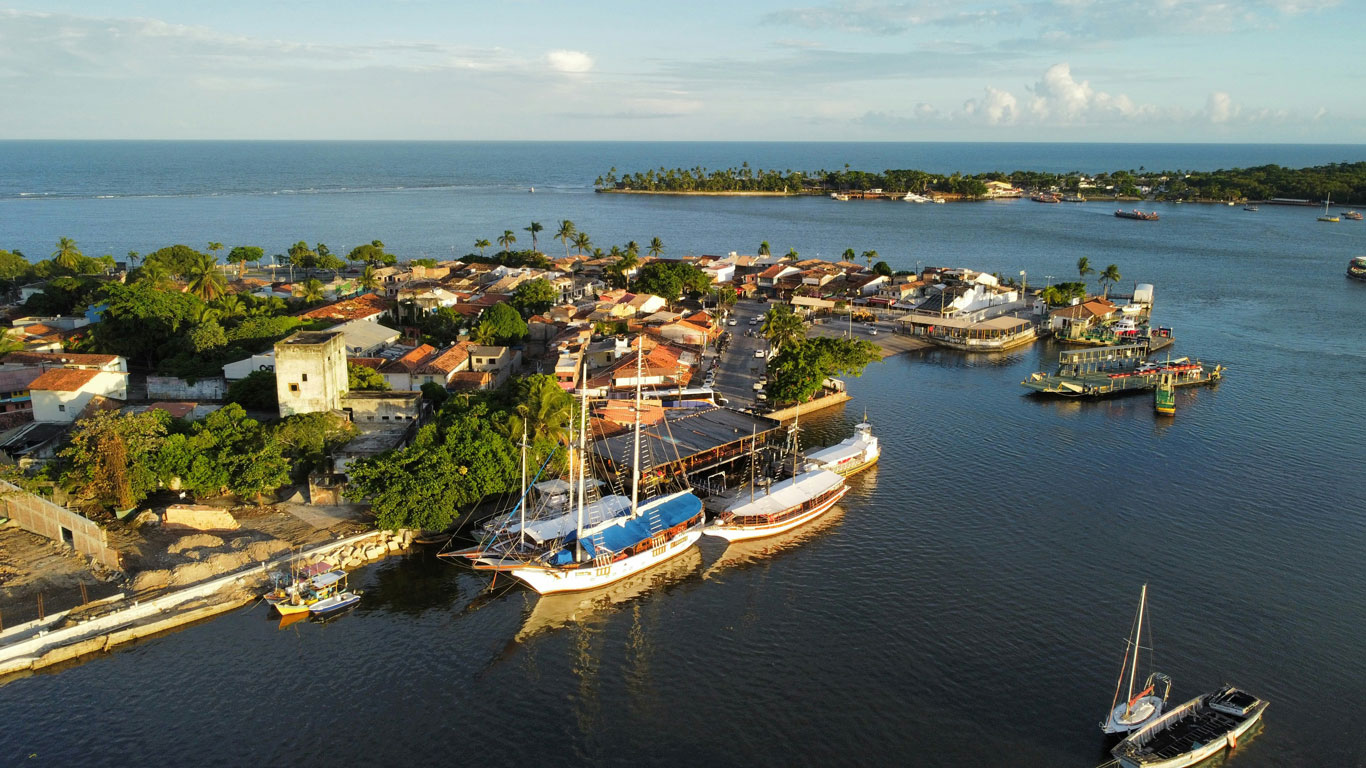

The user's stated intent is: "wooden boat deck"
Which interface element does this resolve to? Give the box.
[1022,361,1222,397]
[1138,709,1241,759]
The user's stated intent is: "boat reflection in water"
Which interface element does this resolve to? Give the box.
[702,507,846,580]
[515,547,703,643]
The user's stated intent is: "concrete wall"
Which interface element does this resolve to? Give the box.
[222,353,275,381]
[340,392,421,423]
[146,376,226,401]
[274,331,348,417]
[0,480,121,570]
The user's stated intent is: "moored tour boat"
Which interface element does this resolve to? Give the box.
[275,570,347,616]
[1154,372,1176,416]
[1101,584,1172,735]
[1348,256,1366,281]
[1111,686,1268,768]
[803,420,880,476]
[1115,209,1160,221]
[704,469,847,542]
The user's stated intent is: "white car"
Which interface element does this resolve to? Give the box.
[752,381,763,391]
[727,319,738,326]
[754,349,765,358]
[870,329,878,335]
[756,392,767,402]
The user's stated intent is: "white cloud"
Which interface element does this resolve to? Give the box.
[1028,63,1143,122]
[961,86,1018,125]
[545,50,594,74]
[1205,91,1238,123]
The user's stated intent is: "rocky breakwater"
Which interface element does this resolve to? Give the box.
[305,528,416,572]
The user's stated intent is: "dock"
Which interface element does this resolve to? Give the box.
[1022,344,1224,397]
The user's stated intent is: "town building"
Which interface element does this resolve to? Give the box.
[274,330,349,417]
[30,367,129,423]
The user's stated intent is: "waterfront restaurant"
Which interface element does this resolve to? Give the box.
[897,313,1037,351]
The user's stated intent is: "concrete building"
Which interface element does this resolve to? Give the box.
[340,391,422,423]
[333,318,401,357]
[30,368,128,423]
[274,331,348,417]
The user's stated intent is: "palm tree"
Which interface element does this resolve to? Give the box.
[52,237,82,272]
[298,278,325,304]
[758,241,771,256]
[555,220,576,259]
[192,303,221,325]
[1099,264,1122,297]
[359,264,380,291]
[524,221,543,254]
[842,248,856,262]
[761,305,806,350]
[504,375,572,446]
[207,241,223,263]
[471,321,497,345]
[625,240,640,258]
[571,232,592,255]
[474,238,491,257]
[1077,256,1095,282]
[647,236,664,258]
[213,294,245,318]
[187,254,227,301]
[138,261,173,289]
[861,250,878,271]
[1039,285,1063,307]
[784,248,799,262]
[497,230,517,253]
[127,250,140,269]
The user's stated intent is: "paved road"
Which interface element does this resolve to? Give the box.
[711,300,773,409]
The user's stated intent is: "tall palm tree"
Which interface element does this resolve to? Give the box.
[758,241,771,256]
[861,250,878,270]
[647,236,664,258]
[555,220,576,259]
[524,221,543,253]
[571,232,592,255]
[127,250,140,269]
[207,241,223,263]
[213,294,245,318]
[471,320,497,345]
[504,375,572,447]
[187,254,227,301]
[1077,256,1095,282]
[359,264,380,291]
[761,305,806,350]
[298,278,325,304]
[625,240,640,258]
[138,261,173,289]
[784,248,799,262]
[497,230,517,253]
[192,303,221,325]
[842,248,856,262]
[52,237,82,272]
[474,238,491,257]
[1099,264,1122,297]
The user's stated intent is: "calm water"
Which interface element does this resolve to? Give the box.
[1,143,1365,767]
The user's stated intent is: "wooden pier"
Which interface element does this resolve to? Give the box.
[1022,345,1224,397]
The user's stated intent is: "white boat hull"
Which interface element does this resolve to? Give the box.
[703,485,847,542]
[507,528,704,594]
[1101,695,1165,734]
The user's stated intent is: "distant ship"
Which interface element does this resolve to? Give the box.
[1115,209,1160,221]
[1031,192,1061,203]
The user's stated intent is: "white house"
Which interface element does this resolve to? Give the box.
[30,368,128,423]
[223,352,277,381]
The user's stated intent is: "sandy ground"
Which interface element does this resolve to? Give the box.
[0,527,122,627]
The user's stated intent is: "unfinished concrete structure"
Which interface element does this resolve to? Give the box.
[274,331,348,417]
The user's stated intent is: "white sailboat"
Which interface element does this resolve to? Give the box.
[1101,584,1173,735]
[501,342,706,594]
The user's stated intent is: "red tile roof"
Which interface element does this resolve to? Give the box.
[149,401,197,419]
[297,292,392,323]
[2,351,120,368]
[379,344,437,374]
[419,345,470,375]
[29,368,101,392]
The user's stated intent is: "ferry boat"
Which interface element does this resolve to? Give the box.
[1101,585,1172,736]
[1031,192,1061,203]
[803,420,880,476]
[1348,256,1366,281]
[1115,209,1160,221]
[704,469,846,542]
[1022,346,1224,398]
[1344,210,1363,220]
[1111,686,1268,768]
[1154,372,1176,415]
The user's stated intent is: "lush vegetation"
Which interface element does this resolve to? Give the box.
[630,261,712,307]
[598,162,1366,203]
[766,336,882,405]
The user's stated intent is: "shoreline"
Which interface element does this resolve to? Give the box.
[596,189,802,197]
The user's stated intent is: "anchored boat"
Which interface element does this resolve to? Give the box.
[1154,372,1176,415]
[1115,209,1160,221]
[1101,585,1172,735]
[803,419,880,476]
[1111,686,1268,768]
[1348,256,1366,282]
[1023,345,1224,398]
[1317,195,1339,222]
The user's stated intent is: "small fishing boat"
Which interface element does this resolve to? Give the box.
[1344,210,1363,220]
[1317,195,1339,222]
[308,588,362,616]
[1101,585,1172,735]
[1348,256,1366,282]
[830,192,850,201]
[1115,209,1160,221]
[1063,193,1087,202]
[1242,205,1259,212]
[275,570,346,616]
[1111,686,1268,768]
[1154,372,1176,416]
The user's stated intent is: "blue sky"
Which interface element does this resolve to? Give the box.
[0,1,1356,141]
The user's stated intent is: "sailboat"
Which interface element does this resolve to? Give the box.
[1101,584,1173,735]
[1318,195,1340,222]
[703,407,847,542]
[499,342,706,594]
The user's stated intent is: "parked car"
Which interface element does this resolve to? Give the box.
[727,319,738,326]
[752,381,763,391]
[756,392,767,401]
[754,349,765,358]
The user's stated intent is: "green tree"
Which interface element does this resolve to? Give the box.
[420,381,449,408]
[474,238,491,257]
[187,319,228,352]
[298,278,325,304]
[761,304,806,350]
[861,249,879,270]
[226,370,279,411]
[89,281,205,367]
[288,241,318,274]
[842,248,856,262]
[1077,256,1095,283]
[213,294,245,319]
[227,245,263,277]
[497,229,517,252]
[476,302,528,344]
[555,220,576,259]
[345,404,518,530]
[759,241,772,256]
[358,264,380,291]
[60,409,168,511]
[571,232,592,255]
[647,236,664,258]
[349,240,396,266]
[784,248,799,262]
[317,252,346,277]
[1099,264,1122,297]
[0,249,31,283]
[503,373,572,449]
[348,362,389,391]
[207,241,223,263]
[872,261,893,277]
[273,412,357,482]
[171,404,290,501]
[52,237,83,273]
[766,336,882,405]
[510,278,558,316]
[525,221,544,253]
[187,253,227,301]
[144,244,208,278]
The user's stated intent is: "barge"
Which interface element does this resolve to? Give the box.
[1022,345,1224,398]
[1112,686,1268,768]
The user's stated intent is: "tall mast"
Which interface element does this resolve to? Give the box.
[576,360,588,559]
[791,404,800,479]
[749,425,757,504]
[630,339,643,516]
[1125,583,1148,717]
[519,422,528,546]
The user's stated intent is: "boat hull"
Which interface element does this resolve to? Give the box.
[507,528,704,594]
[274,601,313,616]
[1113,692,1268,768]
[1101,695,1166,735]
[308,592,361,615]
[703,485,848,542]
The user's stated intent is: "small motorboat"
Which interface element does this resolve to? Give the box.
[1112,686,1268,768]
[1343,210,1363,220]
[1243,205,1259,212]
[1115,209,1160,221]
[308,590,361,615]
